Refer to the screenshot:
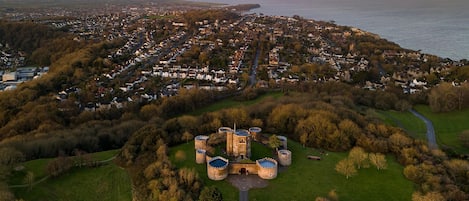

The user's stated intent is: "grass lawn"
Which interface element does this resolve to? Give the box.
[9,158,52,185]
[11,149,131,201]
[414,105,469,154]
[170,140,414,201]
[377,110,427,139]
[189,91,283,116]
[89,149,120,161]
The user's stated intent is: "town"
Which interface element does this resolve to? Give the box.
[1,2,467,111]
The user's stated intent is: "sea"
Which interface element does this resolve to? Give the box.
[192,0,469,61]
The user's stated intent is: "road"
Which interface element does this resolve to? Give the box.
[249,44,260,86]
[239,190,248,201]
[409,109,438,149]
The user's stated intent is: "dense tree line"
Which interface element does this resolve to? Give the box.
[181,10,239,29]
[0,22,125,140]
[428,82,469,112]
[0,120,145,160]
[0,21,66,55]
[0,20,93,67]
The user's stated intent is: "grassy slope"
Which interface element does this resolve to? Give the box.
[11,149,131,201]
[377,110,427,139]
[414,105,469,154]
[170,140,414,201]
[189,91,283,116]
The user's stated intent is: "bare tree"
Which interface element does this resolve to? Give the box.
[369,153,387,170]
[24,171,35,191]
[335,158,357,179]
[348,147,368,169]
[182,131,194,144]
[300,133,308,148]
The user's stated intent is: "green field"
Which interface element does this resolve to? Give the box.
[413,105,469,154]
[170,140,414,201]
[380,106,469,154]
[189,91,283,116]
[10,149,131,201]
[377,110,427,139]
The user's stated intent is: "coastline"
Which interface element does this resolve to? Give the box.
[190,0,468,61]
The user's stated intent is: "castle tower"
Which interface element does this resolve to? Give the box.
[207,156,229,180]
[219,127,233,156]
[256,157,278,179]
[277,149,292,166]
[194,135,209,150]
[249,127,262,141]
[232,129,251,159]
[196,149,207,164]
[277,135,288,150]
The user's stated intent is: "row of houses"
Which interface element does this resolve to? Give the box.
[1,45,26,69]
[1,67,49,91]
[149,65,238,84]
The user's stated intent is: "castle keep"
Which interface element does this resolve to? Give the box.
[194,126,292,180]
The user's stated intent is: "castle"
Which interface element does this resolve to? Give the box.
[194,126,292,180]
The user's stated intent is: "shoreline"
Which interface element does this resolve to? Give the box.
[190,0,468,61]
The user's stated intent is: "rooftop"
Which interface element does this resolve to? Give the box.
[235,129,250,136]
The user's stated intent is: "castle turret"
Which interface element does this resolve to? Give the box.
[249,127,262,141]
[194,135,209,150]
[277,135,288,150]
[256,157,278,179]
[219,127,233,156]
[277,149,292,166]
[207,156,229,180]
[196,149,207,164]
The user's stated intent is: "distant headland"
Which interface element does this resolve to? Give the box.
[223,4,261,12]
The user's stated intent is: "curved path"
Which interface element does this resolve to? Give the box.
[409,109,438,149]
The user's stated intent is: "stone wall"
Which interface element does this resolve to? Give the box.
[207,166,229,180]
[196,149,206,164]
[228,163,258,175]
